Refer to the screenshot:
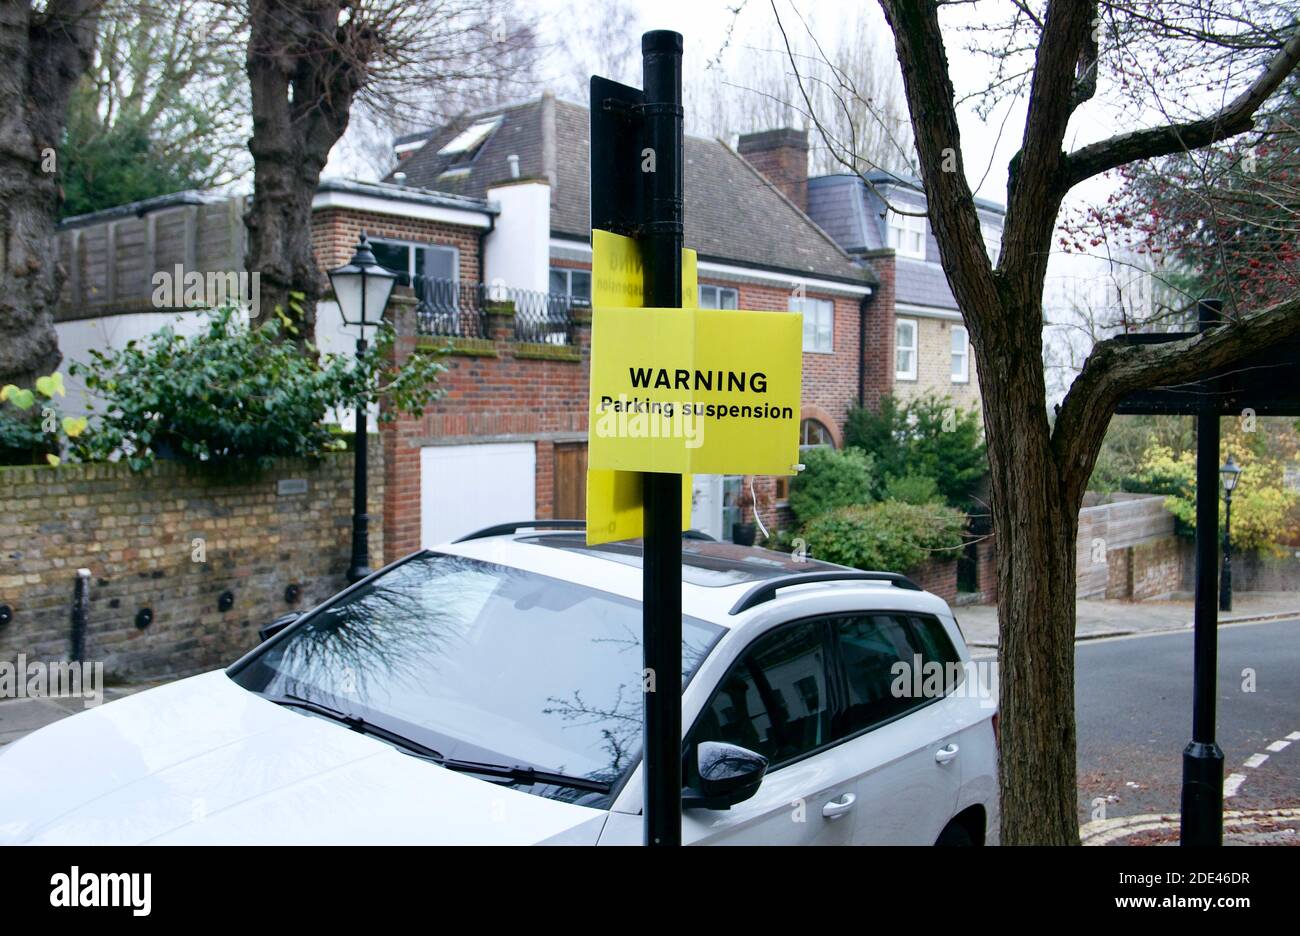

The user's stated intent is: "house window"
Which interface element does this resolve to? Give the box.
[436,115,502,168]
[800,418,835,449]
[896,318,918,380]
[699,284,738,309]
[791,296,834,353]
[549,268,592,306]
[951,325,970,383]
[887,211,927,260]
[371,239,458,282]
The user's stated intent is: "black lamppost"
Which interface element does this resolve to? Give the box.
[328,233,397,584]
[1219,454,1242,612]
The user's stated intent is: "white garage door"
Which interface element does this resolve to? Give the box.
[420,443,536,546]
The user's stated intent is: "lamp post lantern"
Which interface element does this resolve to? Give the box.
[1219,454,1242,613]
[328,232,397,584]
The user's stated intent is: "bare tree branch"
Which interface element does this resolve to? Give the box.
[1053,290,1300,488]
[1062,22,1300,189]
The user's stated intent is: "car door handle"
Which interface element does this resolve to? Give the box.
[822,793,857,820]
[935,743,960,765]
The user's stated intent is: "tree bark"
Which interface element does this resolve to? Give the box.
[0,1,99,387]
[244,0,366,344]
[977,294,1085,845]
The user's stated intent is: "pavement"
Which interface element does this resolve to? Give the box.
[0,683,158,749]
[956,591,1300,651]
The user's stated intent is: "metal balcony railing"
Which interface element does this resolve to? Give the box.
[413,277,578,345]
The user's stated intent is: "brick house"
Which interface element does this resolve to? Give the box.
[807,169,1006,412]
[50,96,910,564]
[382,93,884,554]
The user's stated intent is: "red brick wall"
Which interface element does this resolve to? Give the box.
[380,307,593,560]
[909,556,958,604]
[311,208,482,283]
[859,249,896,413]
[974,534,998,603]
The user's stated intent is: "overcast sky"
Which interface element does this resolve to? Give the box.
[330,0,1133,212]
[530,0,1129,208]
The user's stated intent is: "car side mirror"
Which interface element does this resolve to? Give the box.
[259,612,300,642]
[683,741,768,810]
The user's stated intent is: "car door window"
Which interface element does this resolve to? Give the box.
[690,621,830,769]
[833,613,961,739]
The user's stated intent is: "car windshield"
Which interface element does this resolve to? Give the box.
[228,552,724,808]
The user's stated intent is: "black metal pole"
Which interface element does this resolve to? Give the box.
[640,29,684,847]
[70,568,90,663]
[1181,298,1224,846]
[1219,491,1233,613]
[347,334,372,584]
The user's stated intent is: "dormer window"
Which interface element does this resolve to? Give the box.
[887,210,927,260]
[436,116,502,168]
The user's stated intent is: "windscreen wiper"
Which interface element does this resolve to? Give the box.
[433,758,611,794]
[266,693,610,794]
[266,693,445,762]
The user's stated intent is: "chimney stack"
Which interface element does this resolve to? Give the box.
[738,128,810,212]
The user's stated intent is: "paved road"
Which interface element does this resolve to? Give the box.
[1075,618,1300,826]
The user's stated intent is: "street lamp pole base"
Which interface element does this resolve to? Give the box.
[1180,740,1224,846]
[346,513,372,584]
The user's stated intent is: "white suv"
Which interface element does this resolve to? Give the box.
[0,523,998,845]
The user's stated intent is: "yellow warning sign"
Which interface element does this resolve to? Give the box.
[588,305,803,476]
[586,230,698,545]
[585,470,694,545]
[591,228,698,308]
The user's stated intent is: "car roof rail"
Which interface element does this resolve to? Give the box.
[453,520,716,543]
[454,520,586,542]
[728,571,922,615]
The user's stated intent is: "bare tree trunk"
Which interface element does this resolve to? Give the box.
[0,1,99,387]
[977,307,1085,843]
[244,0,364,344]
[996,491,1082,844]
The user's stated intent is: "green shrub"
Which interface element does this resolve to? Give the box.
[882,472,941,505]
[801,500,966,573]
[845,392,986,507]
[788,446,875,524]
[72,308,446,470]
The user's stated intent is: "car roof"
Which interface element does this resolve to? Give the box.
[432,528,951,627]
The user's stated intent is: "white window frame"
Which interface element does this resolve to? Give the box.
[790,295,834,354]
[951,324,970,384]
[698,284,739,309]
[895,318,918,381]
[799,418,835,449]
[549,267,592,306]
[887,210,927,260]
